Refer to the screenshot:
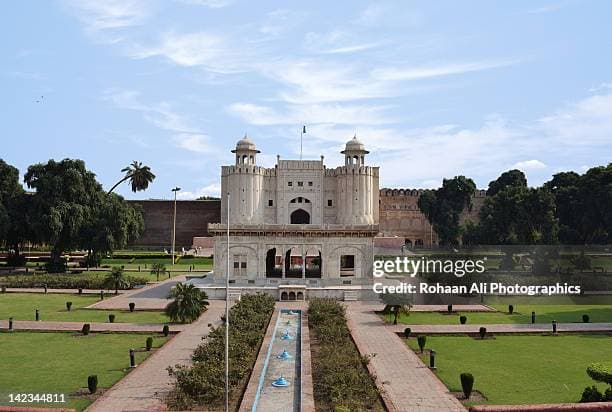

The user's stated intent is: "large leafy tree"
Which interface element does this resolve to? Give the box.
[165,283,209,323]
[417,176,476,245]
[108,161,156,194]
[0,160,32,263]
[486,169,527,196]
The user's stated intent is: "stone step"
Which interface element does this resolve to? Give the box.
[343,291,359,301]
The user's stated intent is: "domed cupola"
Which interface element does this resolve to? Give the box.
[232,134,260,165]
[341,135,369,166]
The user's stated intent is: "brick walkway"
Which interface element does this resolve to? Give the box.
[86,300,225,412]
[3,287,126,294]
[346,302,466,412]
[388,322,612,334]
[86,276,186,310]
[0,319,185,333]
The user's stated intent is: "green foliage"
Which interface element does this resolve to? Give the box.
[164,283,209,324]
[460,315,467,324]
[129,302,135,312]
[108,314,115,323]
[460,372,474,399]
[0,273,148,290]
[163,324,170,337]
[508,304,514,314]
[583,314,590,323]
[404,327,411,338]
[66,301,72,311]
[151,263,168,281]
[605,387,612,401]
[87,375,98,394]
[166,293,275,410]
[417,335,427,353]
[417,176,476,245]
[580,385,603,402]
[308,298,383,411]
[486,169,527,196]
[146,336,153,351]
[586,363,612,386]
[108,161,156,194]
[81,323,91,335]
[103,267,130,294]
[447,304,453,313]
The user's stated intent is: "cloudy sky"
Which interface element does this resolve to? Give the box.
[2,1,611,199]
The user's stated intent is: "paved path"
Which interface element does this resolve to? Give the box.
[0,319,186,333]
[346,302,466,412]
[86,300,225,412]
[87,277,186,310]
[3,287,126,294]
[388,322,612,334]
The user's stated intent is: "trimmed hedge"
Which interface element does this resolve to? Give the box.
[308,298,384,411]
[587,363,612,385]
[0,273,148,290]
[166,293,275,410]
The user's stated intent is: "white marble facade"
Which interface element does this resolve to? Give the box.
[206,136,380,300]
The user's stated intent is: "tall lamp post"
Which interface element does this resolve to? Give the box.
[171,187,181,265]
[225,192,230,412]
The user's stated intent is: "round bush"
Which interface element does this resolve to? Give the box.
[146,336,153,351]
[447,304,453,313]
[162,324,170,337]
[508,304,514,314]
[129,302,135,312]
[417,335,427,353]
[108,314,115,323]
[82,323,91,336]
[582,314,590,323]
[580,385,603,402]
[460,315,467,325]
[404,327,411,338]
[586,363,612,385]
[460,372,474,399]
[479,327,487,339]
[66,301,72,311]
[87,375,98,394]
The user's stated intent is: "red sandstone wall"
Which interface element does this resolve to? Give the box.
[128,200,221,248]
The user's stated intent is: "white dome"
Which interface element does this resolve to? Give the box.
[232,135,260,153]
[341,135,369,154]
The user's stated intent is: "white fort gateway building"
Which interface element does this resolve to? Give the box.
[191,135,380,301]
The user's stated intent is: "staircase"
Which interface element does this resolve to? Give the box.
[343,290,359,301]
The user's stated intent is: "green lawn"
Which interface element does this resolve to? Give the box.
[0,293,170,324]
[406,334,611,405]
[0,331,168,411]
[100,257,212,273]
[384,295,612,325]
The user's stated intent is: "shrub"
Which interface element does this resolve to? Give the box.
[479,327,487,339]
[82,323,91,335]
[87,375,98,394]
[447,304,453,313]
[108,314,115,323]
[605,387,612,401]
[583,314,590,323]
[146,337,153,351]
[586,363,612,385]
[460,315,467,324]
[129,302,135,312]
[508,304,514,314]
[417,336,427,353]
[66,301,72,311]
[1,286,6,293]
[163,324,170,337]
[0,273,148,290]
[404,327,411,338]
[460,373,474,399]
[165,284,209,323]
[580,386,603,402]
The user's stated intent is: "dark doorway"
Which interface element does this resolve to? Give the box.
[290,209,310,224]
[266,248,282,278]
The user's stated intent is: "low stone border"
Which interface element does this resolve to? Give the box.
[300,308,315,412]
[470,402,612,411]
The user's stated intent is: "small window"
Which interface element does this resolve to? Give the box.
[297,181,303,187]
[268,199,273,207]
[327,199,333,207]
[233,262,239,269]
[241,262,247,269]
[308,181,313,186]
[288,181,293,186]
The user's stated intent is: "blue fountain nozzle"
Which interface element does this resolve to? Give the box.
[278,350,292,360]
[272,374,290,387]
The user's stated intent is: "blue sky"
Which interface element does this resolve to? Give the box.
[2,0,611,200]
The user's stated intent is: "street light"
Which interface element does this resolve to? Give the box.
[171,187,181,265]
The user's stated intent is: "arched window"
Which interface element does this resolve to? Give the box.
[290,209,310,224]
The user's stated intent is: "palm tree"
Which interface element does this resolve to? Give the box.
[103,266,129,294]
[165,283,209,323]
[108,161,156,194]
[151,263,168,281]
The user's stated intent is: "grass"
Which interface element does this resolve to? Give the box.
[0,331,168,411]
[100,257,212,272]
[383,295,612,325]
[0,293,170,324]
[406,334,611,405]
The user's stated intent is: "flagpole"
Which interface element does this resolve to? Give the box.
[225,192,230,412]
[300,125,306,160]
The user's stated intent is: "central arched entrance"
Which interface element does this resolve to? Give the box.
[290,208,310,224]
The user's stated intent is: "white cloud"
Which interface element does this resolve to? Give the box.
[511,159,547,171]
[63,0,151,32]
[176,0,233,8]
[372,60,519,82]
[177,183,221,199]
[174,133,213,153]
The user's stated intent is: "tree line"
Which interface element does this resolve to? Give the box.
[417,164,612,246]
[0,158,155,270]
